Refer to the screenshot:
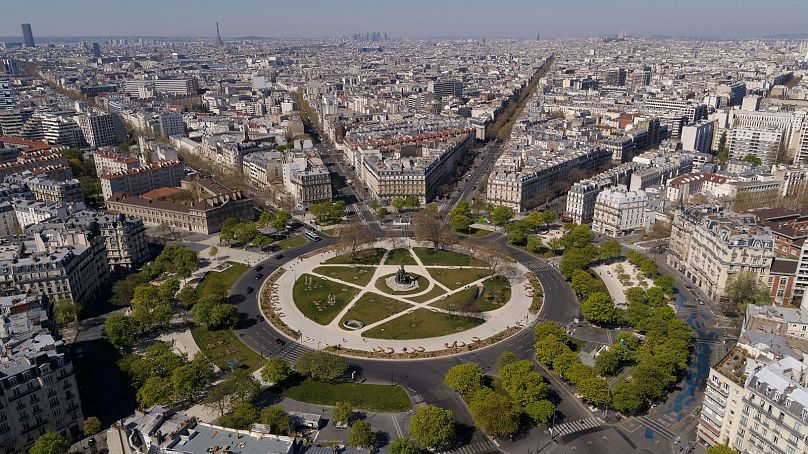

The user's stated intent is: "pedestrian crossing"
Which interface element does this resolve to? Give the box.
[405,387,424,405]
[637,415,675,439]
[444,440,499,454]
[552,417,604,438]
[279,343,309,363]
[455,353,490,372]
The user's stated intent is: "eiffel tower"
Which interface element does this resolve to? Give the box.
[215,22,224,46]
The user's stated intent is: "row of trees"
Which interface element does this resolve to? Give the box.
[444,355,555,438]
[309,200,347,225]
[391,195,421,212]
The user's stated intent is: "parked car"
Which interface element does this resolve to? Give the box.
[255,273,264,280]
[275,254,284,260]
[246,286,254,294]
[254,264,264,272]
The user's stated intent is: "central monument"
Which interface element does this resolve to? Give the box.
[395,262,413,285]
[385,261,419,292]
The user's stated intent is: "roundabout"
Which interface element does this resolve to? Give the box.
[260,239,539,357]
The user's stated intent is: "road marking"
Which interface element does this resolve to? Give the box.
[552,417,604,438]
[637,415,675,439]
[391,414,404,438]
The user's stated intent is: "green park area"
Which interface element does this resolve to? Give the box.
[293,274,361,324]
[324,248,387,265]
[431,276,510,312]
[314,266,376,286]
[406,286,447,303]
[384,248,417,265]
[461,227,493,238]
[363,308,484,340]
[196,262,248,295]
[413,247,485,266]
[282,379,412,413]
[274,235,308,250]
[427,267,492,290]
[375,273,429,295]
[340,292,413,328]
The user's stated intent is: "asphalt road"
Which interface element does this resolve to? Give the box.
[443,141,502,213]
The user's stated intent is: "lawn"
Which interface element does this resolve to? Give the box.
[314,266,376,286]
[430,277,509,312]
[406,286,446,303]
[275,235,308,250]
[282,378,412,413]
[340,292,412,328]
[375,273,429,295]
[413,247,486,266]
[191,326,263,371]
[480,275,511,309]
[363,308,484,340]
[427,267,492,290]
[460,227,493,238]
[384,248,417,265]
[293,274,361,324]
[196,262,248,296]
[324,248,387,265]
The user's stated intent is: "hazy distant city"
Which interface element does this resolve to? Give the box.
[2,3,808,454]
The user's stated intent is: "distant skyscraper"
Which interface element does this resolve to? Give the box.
[91,42,101,58]
[21,23,35,48]
[215,22,224,46]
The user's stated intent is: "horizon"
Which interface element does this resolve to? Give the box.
[3,0,808,40]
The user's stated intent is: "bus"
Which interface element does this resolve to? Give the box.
[304,231,321,242]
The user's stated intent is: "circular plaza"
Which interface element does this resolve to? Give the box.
[261,238,538,357]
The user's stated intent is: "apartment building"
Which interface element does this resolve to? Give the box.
[242,151,283,187]
[63,212,148,272]
[729,127,784,167]
[591,187,651,237]
[123,78,199,97]
[100,160,185,200]
[21,177,83,204]
[78,112,121,148]
[0,294,83,453]
[288,164,332,206]
[93,150,140,176]
[668,206,775,301]
[566,179,603,224]
[681,120,714,153]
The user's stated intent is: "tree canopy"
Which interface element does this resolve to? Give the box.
[29,433,70,454]
[444,363,484,395]
[295,350,347,382]
[409,405,455,449]
[348,420,377,449]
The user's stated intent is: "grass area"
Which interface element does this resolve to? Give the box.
[375,273,429,295]
[528,275,544,314]
[191,326,264,371]
[324,248,386,265]
[384,248,417,265]
[196,262,248,296]
[293,274,361,325]
[340,292,412,328]
[322,227,341,237]
[275,235,308,250]
[413,247,486,266]
[427,267,492,290]
[406,286,447,303]
[363,308,484,340]
[431,276,509,312]
[460,227,493,238]
[282,378,412,413]
[314,266,376,286]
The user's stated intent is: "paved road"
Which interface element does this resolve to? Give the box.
[443,141,501,213]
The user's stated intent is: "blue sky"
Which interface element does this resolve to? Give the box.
[2,0,807,39]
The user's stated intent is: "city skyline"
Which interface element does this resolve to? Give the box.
[2,0,808,40]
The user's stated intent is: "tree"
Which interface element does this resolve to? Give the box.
[725,271,771,314]
[552,351,581,377]
[389,438,422,454]
[594,346,626,376]
[391,198,406,212]
[707,445,740,454]
[220,218,238,242]
[270,210,292,230]
[646,286,666,307]
[571,270,601,300]
[526,234,543,253]
[499,360,549,405]
[53,300,79,327]
[534,321,568,343]
[332,401,353,426]
[261,356,292,384]
[653,275,675,296]
[207,304,239,330]
[83,416,102,437]
[506,219,533,245]
[409,405,455,450]
[131,284,172,330]
[577,377,611,407]
[534,335,570,367]
[742,154,762,167]
[376,207,388,219]
[559,248,590,279]
[171,357,213,402]
[547,236,563,255]
[137,376,174,407]
[625,287,646,305]
[219,402,259,430]
[348,420,377,449]
[638,259,658,278]
[208,246,219,258]
[449,201,473,232]
[259,405,290,435]
[539,210,557,230]
[29,433,70,454]
[413,204,455,251]
[598,239,622,261]
[295,350,347,382]
[104,314,136,350]
[154,245,198,278]
[525,399,555,425]
[404,195,421,210]
[490,205,514,227]
[444,363,484,395]
[495,351,518,372]
[337,219,372,262]
[610,379,645,415]
[560,224,595,250]
[581,292,617,325]
[469,392,521,438]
